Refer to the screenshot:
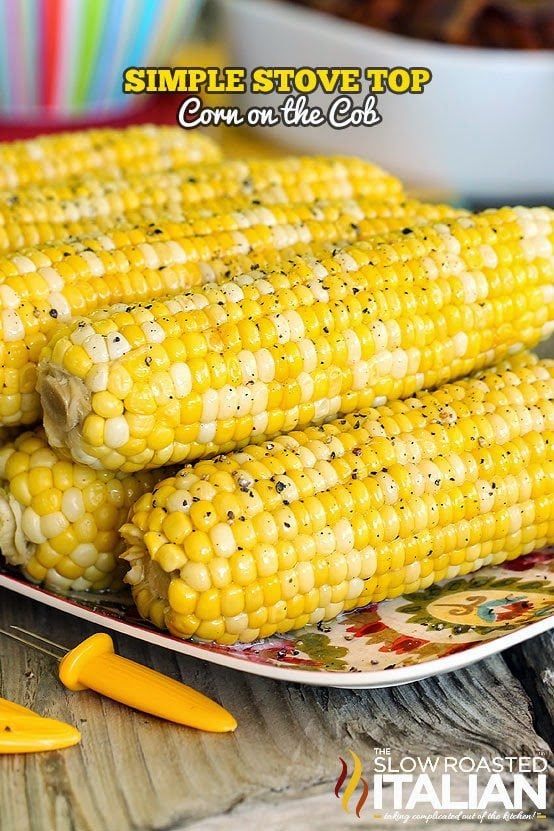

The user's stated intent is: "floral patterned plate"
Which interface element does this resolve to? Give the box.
[1,549,553,688]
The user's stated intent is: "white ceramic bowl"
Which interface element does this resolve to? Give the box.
[218,0,554,199]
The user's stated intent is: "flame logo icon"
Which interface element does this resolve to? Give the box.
[334,750,369,817]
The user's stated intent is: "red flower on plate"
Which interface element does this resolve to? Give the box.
[346,620,388,638]
[379,635,429,654]
[494,599,532,621]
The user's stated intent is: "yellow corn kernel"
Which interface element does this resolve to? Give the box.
[167,580,198,616]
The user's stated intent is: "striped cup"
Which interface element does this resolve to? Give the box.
[0,0,202,121]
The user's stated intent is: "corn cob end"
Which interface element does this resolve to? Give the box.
[37,368,91,463]
[0,481,127,592]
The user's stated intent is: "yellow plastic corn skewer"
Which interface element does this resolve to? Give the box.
[0,697,40,716]
[0,125,221,189]
[0,697,80,753]
[39,207,554,472]
[0,714,81,753]
[0,155,402,230]
[120,353,554,644]
[0,701,81,753]
[0,199,459,426]
[1,627,236,733]
[0,428,177,591]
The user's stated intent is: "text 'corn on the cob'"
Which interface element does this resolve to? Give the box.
[39,207,554,472]
[0,428,174,591]
[120,353,554,644]
[0,197,458,426]
[0,124,221,189]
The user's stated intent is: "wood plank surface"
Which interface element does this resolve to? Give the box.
[0,591,551,831]
[505,633,554,750]
[186,790,551,831]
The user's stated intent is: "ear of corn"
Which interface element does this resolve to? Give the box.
[0,155,403,235]
[0,195,439,286]
[0,428,175,591]
[0,197,458,290]
[120,353,554,644]
[39,207,554,472]
[0,192,413,255]
[0,125,221,190]
[0,198,459,426]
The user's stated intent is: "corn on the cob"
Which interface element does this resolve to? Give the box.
[0,191,408,256]
[0,195,442,284]
[0,196,456,286]
[120,353,554,644]
[0,155,403,233]
[0,125,221,190]
[39,206,554,473]
[0,428,175,591]
[0,199,459,426]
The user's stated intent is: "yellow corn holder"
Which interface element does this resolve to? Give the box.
[2,627,237,733]
[0,696,81,753]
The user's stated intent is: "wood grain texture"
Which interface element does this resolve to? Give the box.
[505,632,554,750]
[0,591,552,831]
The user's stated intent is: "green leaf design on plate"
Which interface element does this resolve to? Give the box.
[295,632,349,671]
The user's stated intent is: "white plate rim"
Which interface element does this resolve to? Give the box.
[1,572,552,689]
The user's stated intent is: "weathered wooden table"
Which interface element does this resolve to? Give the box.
[0,589,552,831]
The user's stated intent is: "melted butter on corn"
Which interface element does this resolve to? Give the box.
[38,207,554,472]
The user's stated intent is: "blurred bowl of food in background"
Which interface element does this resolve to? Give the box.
[0,0,202,124]
[217,0,554,200]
